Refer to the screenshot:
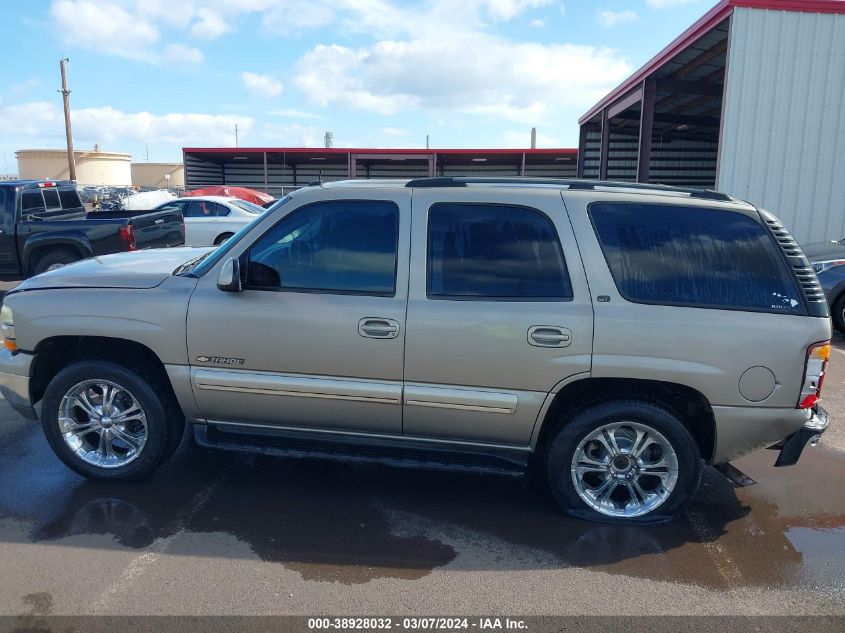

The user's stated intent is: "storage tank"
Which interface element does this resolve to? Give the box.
[131,162,185,189]
[15,148,132,186]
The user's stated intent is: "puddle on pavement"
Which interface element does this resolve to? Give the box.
[1,418,843,589]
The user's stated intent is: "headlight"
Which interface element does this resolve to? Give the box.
[1,304,16,352]
[811,259,845,274]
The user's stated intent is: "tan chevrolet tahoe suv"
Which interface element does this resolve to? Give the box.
[0,178,831,523]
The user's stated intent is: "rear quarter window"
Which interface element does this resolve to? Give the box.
[59,188,82,210]
[589,202,803,314]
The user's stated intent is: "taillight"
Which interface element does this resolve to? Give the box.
[118,225,137,251]
[797,341,830,409]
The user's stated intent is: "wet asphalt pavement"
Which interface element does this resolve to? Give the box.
[0,284,843,616]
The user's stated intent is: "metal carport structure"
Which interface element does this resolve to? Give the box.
[577,0,845,243]
[183,148,578,199]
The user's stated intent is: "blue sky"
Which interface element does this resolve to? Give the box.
[0,0,709,170]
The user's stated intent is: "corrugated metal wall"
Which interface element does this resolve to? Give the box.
[718,7,845,244]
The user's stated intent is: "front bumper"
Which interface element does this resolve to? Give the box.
[0,348,36,419]
[774,405,828,467]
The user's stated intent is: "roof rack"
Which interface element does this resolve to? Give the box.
[404,177,733,202]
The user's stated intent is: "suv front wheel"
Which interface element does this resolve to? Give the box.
[546,400,702,523]
[41,361,173,481]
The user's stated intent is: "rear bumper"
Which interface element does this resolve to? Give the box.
[773,405,828,467]
[0,348,36,420]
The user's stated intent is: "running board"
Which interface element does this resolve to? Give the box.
[194,424,528,476]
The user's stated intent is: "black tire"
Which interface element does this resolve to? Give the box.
[33,249,81,275]
[214,233,234,246]
[832,294,845,335]
[41,361,173,481]
[545,400,702,524]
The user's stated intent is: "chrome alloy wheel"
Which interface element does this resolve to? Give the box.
[58,379,148,468]
[570,422,679,518]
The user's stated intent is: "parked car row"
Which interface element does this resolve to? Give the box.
[0,179,185,280]
[0,177,831,524]
[155,196,266,246]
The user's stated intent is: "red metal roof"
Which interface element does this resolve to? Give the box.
[579,0,845,125]
[183,147,578,155]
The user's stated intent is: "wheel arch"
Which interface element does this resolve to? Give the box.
[532,377,716,463]
[30,336,179,416]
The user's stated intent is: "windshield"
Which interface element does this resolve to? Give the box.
[183,194,292,278]
[231,199,265,214]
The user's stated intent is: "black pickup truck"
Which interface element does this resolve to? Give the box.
[0,180,184,280]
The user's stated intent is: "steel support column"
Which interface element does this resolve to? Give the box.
[263,151,269,193]
[576,126,587,178]
[637,78,656,183]
[599,108,610,181]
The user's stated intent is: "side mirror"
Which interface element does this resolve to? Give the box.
[217,257,242,292]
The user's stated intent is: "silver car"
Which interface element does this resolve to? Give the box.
[0,178,831,523]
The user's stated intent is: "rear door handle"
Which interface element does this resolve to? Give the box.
[528,326,572,348]
[359,317,400,339]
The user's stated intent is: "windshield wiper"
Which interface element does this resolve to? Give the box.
[173,251,212,276]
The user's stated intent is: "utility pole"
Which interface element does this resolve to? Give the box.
[234,124,239,147]
[59,58,77,182]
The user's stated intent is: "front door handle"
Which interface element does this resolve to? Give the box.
[528,326,572,348]
[359,317,400,339]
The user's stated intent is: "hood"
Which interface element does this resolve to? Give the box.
[801,241,845,262]
[14,247,214,291]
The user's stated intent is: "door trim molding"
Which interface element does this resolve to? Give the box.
[403,385,518,414]
[193,369,402,405]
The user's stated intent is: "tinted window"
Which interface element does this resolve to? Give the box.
[209,202,230,217]
[42,188,60,210]
[589,202,802,313]
[184,200,219,217]
[427,203,571,299]
[59,188,81,210]
[21,191,45,213]
[247,200,399,295]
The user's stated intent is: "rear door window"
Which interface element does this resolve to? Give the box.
[184,201,211,218]
[208,202,231,217]
[589,202,802,313]
[427,203,572,300]
[21,190,46,215]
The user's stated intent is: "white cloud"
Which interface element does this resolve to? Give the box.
[50,0,207,64]
[598,9,638,26]
[50,0,158,61]
[261,0,336,32]
[0,100,252,148]
[478,0,552,22]
[646,0,698,8]
[295,36,631,122]
[241,72,284,97]
[191,7,230,38]
[268,108,323,120]
[261,122,323,146]
[531,18,546,28]
[164,43,204,65]
[380,127,410,137]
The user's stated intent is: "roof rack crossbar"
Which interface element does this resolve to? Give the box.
[404,177,732,201]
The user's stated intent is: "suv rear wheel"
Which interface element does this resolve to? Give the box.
[545,400,702,523]
[41,361,172,481]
